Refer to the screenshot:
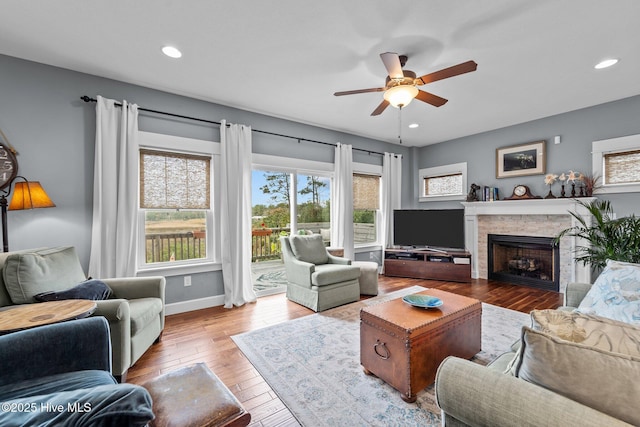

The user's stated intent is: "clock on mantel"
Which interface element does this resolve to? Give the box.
[503,185,541,200]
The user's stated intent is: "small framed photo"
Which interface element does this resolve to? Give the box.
[496,140,546,179]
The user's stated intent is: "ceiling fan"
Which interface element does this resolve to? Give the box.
[334,52,477,116]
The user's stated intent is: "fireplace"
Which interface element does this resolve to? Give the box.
[488,234,559,292]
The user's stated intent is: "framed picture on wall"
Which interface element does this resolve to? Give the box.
[496,140,546,178]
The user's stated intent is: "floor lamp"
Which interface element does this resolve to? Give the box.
[1,177,55,252]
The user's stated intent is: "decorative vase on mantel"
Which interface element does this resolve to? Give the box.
[543,174,558,199]
[544,186,556,199]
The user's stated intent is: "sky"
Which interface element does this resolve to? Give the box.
[251,170,330,207]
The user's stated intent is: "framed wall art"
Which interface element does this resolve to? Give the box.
[496,140,546,178]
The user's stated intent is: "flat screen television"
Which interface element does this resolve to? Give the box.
[393,209,465,250]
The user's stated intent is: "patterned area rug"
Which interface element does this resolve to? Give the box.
[232,286,529,426]
[253,269,288,292]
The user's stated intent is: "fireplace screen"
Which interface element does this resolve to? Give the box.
[488,234,559,291]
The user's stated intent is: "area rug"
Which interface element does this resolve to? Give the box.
[253,269,288,291]
[232,286,530,426]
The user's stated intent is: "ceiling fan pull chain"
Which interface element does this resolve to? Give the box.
[398,105,403,144]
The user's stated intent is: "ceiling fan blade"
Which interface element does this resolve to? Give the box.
[415,90,448,107]
[334,87,385,96]
[371,100,390,116]
[417,60,478,85]
[380,52,404,79]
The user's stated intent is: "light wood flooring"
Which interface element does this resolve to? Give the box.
[127,276,564,426]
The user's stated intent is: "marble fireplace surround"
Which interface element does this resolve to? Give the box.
[462,198,595,294]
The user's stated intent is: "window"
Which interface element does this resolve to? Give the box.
[593,134,640,193]
[251,154,333,257]
[138,132,216,268]
[353,173,380,245]
[419,162,467,201]
[603,150,640,185]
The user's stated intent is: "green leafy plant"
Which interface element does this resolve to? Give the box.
[556,200,640,269]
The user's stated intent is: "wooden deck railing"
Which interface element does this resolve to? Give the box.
[252,227,289,262]
[146,223,376,263]
[145,231,206,263]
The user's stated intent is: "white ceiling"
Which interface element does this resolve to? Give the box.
[2,0,640,147]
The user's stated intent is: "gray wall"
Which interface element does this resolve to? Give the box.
[415,95,640,217]
[0,54,412,304]
[4,51,637,305]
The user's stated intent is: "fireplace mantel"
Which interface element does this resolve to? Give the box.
[462,198,595,291]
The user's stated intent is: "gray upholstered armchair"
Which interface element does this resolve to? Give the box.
[280,234,360,312]
[0,247,165,382]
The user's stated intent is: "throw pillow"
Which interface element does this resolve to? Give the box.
[531,309,640,356]
[289,234,329,265]
[576,259,640,324]
[3,247,87,304]
[514,326,640,426]
[34,279,112,302]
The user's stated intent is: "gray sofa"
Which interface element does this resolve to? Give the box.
[0,247,165,381]
[435,281,636,427]
[0,317,154,426]
[280,234,360,312]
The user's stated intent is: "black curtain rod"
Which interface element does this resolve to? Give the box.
[80,96,390,157]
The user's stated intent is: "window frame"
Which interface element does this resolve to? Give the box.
[353,163,383,250]
[137,131,219,274]
[253,153,383,251]
[418,162,467,202]
[593,134,640,194]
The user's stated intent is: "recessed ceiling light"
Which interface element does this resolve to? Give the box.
[162,46,182,59]
[408,123,419,129]
[594,58,618,69]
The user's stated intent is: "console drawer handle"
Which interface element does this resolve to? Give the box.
[374,339,390,359]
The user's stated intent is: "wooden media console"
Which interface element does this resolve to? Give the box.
[384,248,471,282]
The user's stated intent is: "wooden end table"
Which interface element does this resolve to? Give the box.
[360,289,481,402]
[0,300,97,335]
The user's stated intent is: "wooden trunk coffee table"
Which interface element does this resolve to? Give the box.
[360,289,481,402]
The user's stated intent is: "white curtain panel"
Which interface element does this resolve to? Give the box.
[381,152,402,270]
[219,120,257,308]
[331,143,354,260]
[88,96,139,278]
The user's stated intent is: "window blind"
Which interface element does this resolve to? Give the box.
[140,149,211,209]
[604,149,640,185]
[424,173,463,196]
[353,174,380,210]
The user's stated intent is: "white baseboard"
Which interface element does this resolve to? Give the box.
[165,295,226,315]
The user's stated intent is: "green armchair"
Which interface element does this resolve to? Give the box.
[280,234,360,312]
[0,247,165,382]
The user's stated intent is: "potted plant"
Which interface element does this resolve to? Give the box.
[580,174,601,197]
[556,199,640,269]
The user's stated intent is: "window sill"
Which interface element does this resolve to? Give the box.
[419,194,465,202]
[355,244,382,253]
[137,261,221,277]
[594,184,640,194]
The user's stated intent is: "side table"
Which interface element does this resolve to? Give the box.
[0,300,97,335]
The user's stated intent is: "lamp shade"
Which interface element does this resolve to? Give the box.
[8,181,56,211]
[383,85,418,108]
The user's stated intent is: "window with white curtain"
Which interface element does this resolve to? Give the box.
[138,132,216,269]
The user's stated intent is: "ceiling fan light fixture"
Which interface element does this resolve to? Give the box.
[384,85,418,108]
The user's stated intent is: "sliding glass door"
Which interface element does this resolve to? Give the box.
[251,168,331,295]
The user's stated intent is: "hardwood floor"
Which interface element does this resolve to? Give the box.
[127,276,563,426]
